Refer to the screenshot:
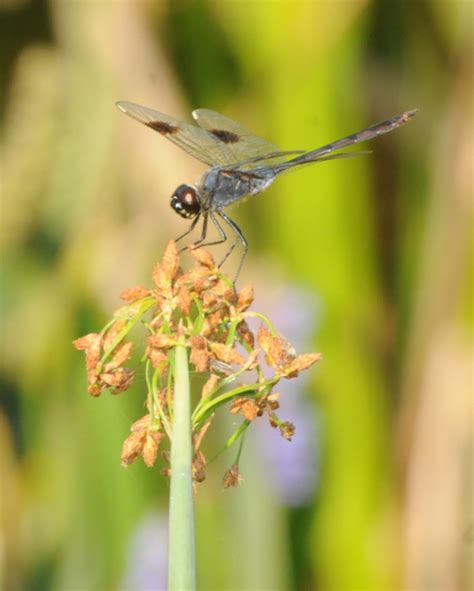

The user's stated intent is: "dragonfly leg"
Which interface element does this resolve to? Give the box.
[193,211,227,248]
[217,211,248,284]
[178,213,211,253]
[176,214,201,244]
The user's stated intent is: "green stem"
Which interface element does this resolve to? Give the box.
[168,344,195,591]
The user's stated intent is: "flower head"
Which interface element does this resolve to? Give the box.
[74,241,321,486]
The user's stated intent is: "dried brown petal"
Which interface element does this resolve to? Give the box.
[161,241,180,281]
[113,302,143,321]
[177,284,192,315]
[202,374,220,397]
[147,334,176,349]
[87,383,103,397]
[180,266,214,291]
[131,414,151,432]
[223,463,242,488]
[286,352,322,376]
[230,397,258,421]
[236,320,255,348]
[73,333,103,372]
[257,325,296,373]
[189,246,216,269]
[279,421,295,440]
[109,341,133,368]
[243,349,260,371]
[266,392,280,410]
[209,342,245,365]
[73,333,101,351]
[103,321,126,352]
[241,399,258,421]
[152,265,172,298]
[147,347,168,369]
[202,291,219,312]
[101,367,135,392]
[121,430,146,467]
[143,431,162,467]
[120,286,152,302]
[189,336,209,373]
[212,280,236,301]
[192,450,206,483]
[230,397,246,414]
[237,285,254,312]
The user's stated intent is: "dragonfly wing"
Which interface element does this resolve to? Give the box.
[116,101,236,166]
[192,108,282,165]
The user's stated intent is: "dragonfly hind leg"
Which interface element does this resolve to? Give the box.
[217,211,248,284]
[194,211,228,248]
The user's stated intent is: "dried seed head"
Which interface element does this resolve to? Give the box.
[279,421,295,440]
[120,286,152,302]
[286,352,322,377]
[230,397,258,421]
[223,463,242,488]
[161,241,180,280]
[209,342,245,365]
[108,341,133,369]
[147,334,176,349]
[146,346,168,370]
[75,238,322,487]
[192,450,206,483]
[189,246,216,269]
[143,431,162,467]
[73,332,101,351]
[202,291,220,312]
[180,266,215,292]
[236,320,255,348]
[103,321,126,352]
[121,430,146,467]
[87,383,103,397]
[189,336,210,372]
[177,284,192,315]
[131,414,151,432]
[101,367,135,392]
[237,285,254,312]
[73,333,103,372]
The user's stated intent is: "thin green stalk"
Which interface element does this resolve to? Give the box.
[168,344,195,591]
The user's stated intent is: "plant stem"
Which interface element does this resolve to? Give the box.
[168,344,195,590]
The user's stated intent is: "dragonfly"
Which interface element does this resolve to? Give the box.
[116,101,417,281]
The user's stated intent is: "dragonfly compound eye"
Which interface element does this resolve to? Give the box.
[170,185,201,219]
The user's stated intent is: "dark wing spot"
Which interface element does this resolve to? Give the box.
[146,120,179,134]
[210,129,240,144]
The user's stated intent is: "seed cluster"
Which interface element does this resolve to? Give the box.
[74,241,321,488]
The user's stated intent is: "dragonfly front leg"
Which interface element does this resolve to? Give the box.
[178,214,211,254]
[176,214,201,244]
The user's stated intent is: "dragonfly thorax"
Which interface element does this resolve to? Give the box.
[170,184,201,219]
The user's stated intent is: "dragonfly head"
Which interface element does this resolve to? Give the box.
[170,184,201,219]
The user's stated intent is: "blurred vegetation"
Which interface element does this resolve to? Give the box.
[1,1,472,590]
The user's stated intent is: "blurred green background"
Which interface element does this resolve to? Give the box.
[1,1,472,590]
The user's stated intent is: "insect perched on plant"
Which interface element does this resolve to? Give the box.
[117,102,417,280]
